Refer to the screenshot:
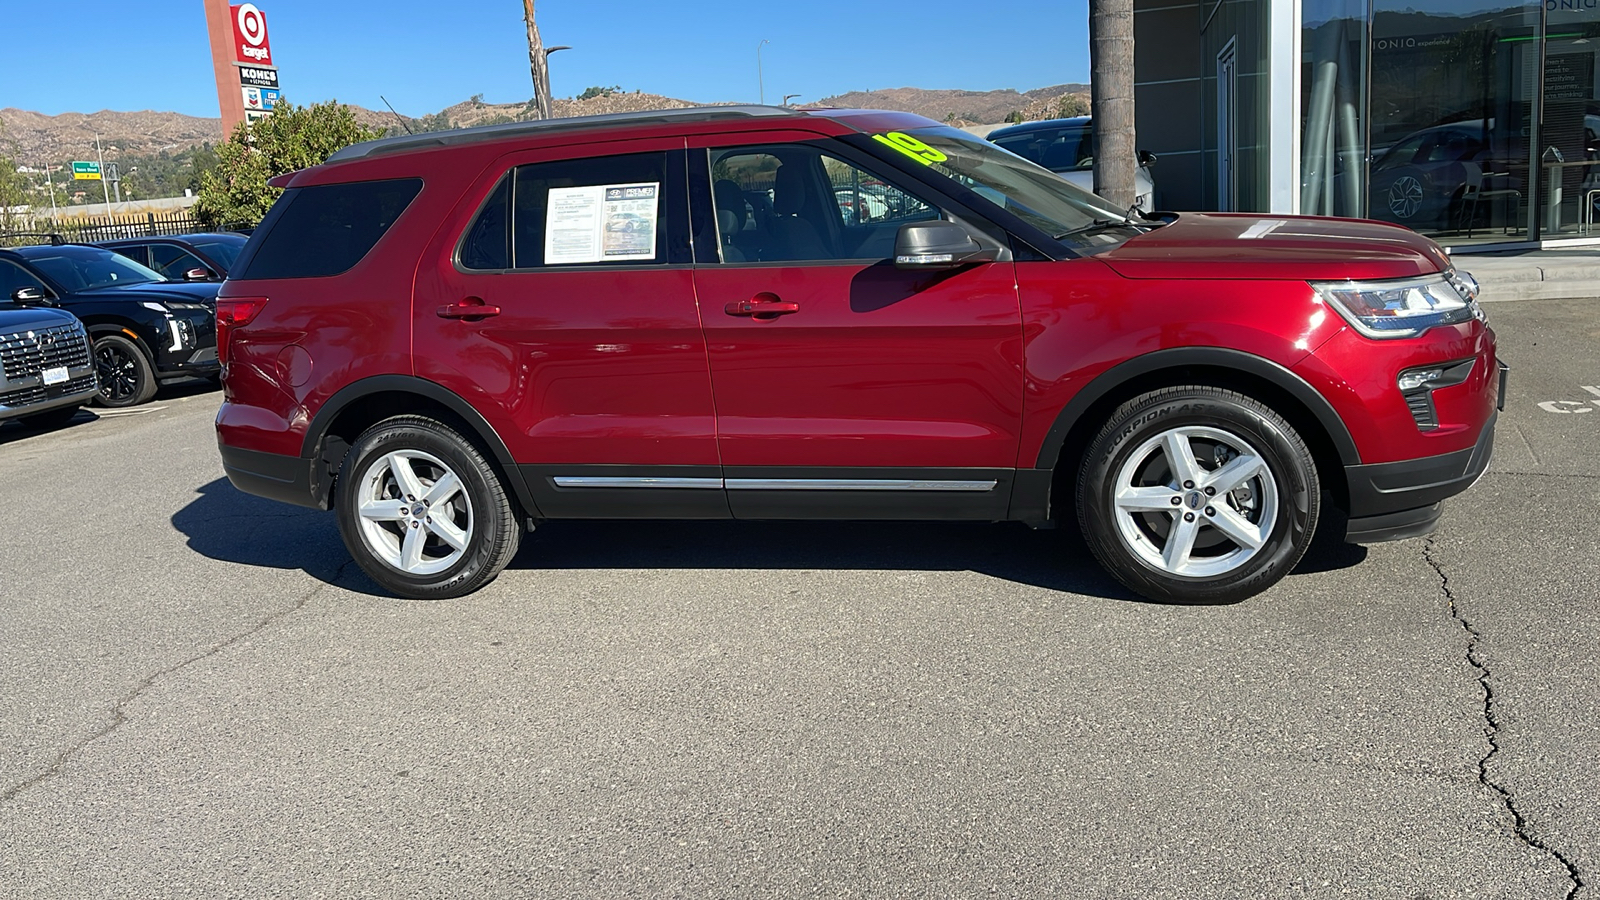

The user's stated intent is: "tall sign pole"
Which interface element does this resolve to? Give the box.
[204,0,248,138]
[205,1,280,138]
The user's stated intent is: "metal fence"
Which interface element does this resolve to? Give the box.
[0,211,254,248]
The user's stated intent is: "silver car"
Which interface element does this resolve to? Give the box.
[986,116,1157,212]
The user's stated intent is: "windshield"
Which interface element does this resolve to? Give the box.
[853,126,1138,247]
[18,245,166,291]
[191,237,245,271]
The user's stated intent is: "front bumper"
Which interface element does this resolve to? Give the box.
[1343,408,1496,543]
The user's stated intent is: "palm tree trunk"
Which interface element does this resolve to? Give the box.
[523,0,552,119]
[1089,0,1137,210]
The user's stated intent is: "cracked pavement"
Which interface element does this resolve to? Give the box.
[0,297,1596,898]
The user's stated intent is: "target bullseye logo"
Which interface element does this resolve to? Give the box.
[237,5,265,46]
[230,3,273,65]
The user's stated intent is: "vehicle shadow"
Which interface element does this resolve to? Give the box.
[0,408,101,445]
[174,478,1367,604]
[0,377,219,446]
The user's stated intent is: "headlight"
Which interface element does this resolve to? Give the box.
[1310,273,1480,339]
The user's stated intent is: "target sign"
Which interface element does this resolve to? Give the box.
[230,3,273,66]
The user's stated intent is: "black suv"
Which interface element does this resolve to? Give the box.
[0,243,219,407]
[97,232,249,282]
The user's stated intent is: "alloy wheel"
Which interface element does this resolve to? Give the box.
[354,449,475,576]
[1110,425,1279,579]
[1388,176,1424,219]
[95,341,140,404]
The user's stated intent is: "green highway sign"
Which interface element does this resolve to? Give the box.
[72,161,102,180]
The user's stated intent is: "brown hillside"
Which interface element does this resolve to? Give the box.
[1,84,1087,169]
[811,84,1091,126]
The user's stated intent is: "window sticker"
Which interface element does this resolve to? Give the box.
[544,182,659,265]
[872,132,949,166]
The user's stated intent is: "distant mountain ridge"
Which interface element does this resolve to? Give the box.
[2,83,1089,166]
[811,84,1091,126]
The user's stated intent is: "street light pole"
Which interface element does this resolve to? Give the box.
[542,45,571,117]
[757,39,770,104]
[95,134,111,208]
[782,93,802,107]
[43,162,58,220]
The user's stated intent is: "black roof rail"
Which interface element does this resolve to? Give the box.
[327,105,804,163]
[0,232,68,248]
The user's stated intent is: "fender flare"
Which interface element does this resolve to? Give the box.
[84,320,156,359]
[1032,347,1362,470]
[304,374,541,518]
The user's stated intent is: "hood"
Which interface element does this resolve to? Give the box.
[0,304,80,332]
[1095,213,1452,281]
[69,280,221,305]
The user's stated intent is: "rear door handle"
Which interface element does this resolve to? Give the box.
[724,294,800,317]
[437,298,500,319]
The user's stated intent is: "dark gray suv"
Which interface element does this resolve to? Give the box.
[0,304,98,429]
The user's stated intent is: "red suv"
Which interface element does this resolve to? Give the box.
[215,106,1502,603]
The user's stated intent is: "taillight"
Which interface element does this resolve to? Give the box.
[215,297,268,367]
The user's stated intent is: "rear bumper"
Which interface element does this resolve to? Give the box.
[218,442,324,509]
[1343,409,1495,543]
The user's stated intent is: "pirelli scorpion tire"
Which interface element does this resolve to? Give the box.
[335,415,521,600]
[1076,386,1320,604]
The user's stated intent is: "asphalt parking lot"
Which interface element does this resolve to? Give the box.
[1,296,1596,899]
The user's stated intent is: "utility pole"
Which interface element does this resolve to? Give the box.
[757,39,770,104]
[523,0,551,119]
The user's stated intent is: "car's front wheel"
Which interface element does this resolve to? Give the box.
[1076,386,1320,604]
[92,334,157,407]
[335,416,521,599]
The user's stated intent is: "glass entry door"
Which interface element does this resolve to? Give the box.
[1537,5,1600,239]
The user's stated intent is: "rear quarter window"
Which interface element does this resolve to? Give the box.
[236,178,422,280]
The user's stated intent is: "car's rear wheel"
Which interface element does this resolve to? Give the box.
[335,415,520,599]
[92,334,157,407]
[1076,386,1320,604]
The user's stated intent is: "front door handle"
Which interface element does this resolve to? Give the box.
[437,298,500,319]
[724,294,799,318]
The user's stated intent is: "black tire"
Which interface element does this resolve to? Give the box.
[18,406,84,430]
[92,334,157,408]
[1076,386,1320,604]
[334,415,521,599]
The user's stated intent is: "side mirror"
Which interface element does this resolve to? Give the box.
[1138,149,1158,167]
[10,286,51,305]
[183,267,214,282]
[893,221,997,270]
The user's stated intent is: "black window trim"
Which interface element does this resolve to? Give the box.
[452,148,693,275]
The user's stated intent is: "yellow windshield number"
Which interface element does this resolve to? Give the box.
[872,132,948,166]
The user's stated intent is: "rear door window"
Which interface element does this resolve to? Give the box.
[108,244,152,268]
[237,178,422,279]
[458,152,685,270]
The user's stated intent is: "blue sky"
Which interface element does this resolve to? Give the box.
[0,0,1092,118]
